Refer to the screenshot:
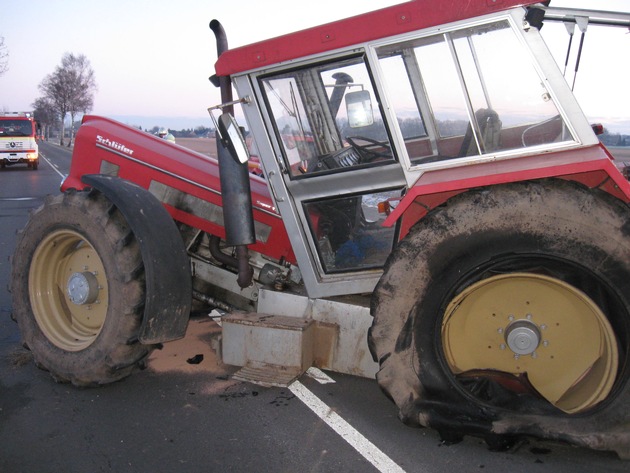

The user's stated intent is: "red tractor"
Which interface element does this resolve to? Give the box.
[11,0,630,458]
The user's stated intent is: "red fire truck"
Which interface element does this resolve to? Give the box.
[11,0,630,458]
[0,112,39,170]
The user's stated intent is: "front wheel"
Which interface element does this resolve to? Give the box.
[369,180,630,458]
[11,189,153,386]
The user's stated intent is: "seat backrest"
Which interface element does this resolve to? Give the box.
[458,108,502,157]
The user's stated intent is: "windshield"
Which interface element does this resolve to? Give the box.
[0,119,34,137]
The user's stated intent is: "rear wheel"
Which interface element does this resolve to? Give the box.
[369,180,630,457]
[11,189,153,386]
[442,272,618,414]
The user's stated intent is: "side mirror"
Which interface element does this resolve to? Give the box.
[218,113,249,164]
[346,90,374,128]
[591,123,604,136]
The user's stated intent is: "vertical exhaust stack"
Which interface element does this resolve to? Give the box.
[210,19,255,289]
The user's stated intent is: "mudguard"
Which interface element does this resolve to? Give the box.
[81,174,192,344]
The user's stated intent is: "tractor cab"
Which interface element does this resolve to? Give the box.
[218,4,590,298]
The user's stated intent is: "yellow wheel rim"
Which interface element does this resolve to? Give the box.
[29,229,108,351]
[442,273,618,414]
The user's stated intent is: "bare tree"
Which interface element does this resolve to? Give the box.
[39,68,71,146]
[38,53,97,146]
[63,53,96,145]
[32,97,59,140]
[0,36,8,76]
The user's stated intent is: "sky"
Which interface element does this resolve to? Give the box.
[0,0,628,133]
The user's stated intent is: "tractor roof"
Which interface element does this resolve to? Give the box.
[214,0,539,76]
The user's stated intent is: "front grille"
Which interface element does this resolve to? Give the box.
[2,141,25,150]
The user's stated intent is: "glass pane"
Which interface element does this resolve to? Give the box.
[453,22,571,153]
[303,190,400,273]
[263,76,318,169]
[415,39,470,139]
[260,57,395,178]
[378,55,430,160]
[378,35,473,162]
[377,20,575,166]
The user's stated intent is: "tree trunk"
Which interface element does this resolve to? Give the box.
[68,112,75,146]
[59,112,66,147]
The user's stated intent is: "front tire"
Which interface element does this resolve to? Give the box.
[11,189,153,386]
[369,180,630,457]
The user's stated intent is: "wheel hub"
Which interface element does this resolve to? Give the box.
[441,272,619,413]
[67,271,100,305]
[505,319,541,356]
[29,229,109,352]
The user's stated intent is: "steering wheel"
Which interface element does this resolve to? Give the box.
[346,136,392,163]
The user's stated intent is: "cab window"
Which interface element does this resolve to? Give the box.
[303,189,401,273]
[260,56,395,178]
[376,20,574,165]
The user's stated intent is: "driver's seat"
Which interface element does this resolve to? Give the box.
[458,108,502,157]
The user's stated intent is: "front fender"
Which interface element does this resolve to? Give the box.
[82,174,191,344]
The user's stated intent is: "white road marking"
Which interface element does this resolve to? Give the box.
[40,153,66,180]
[289,380,407,473]
[0,197,39,201]
[305,367,336,384]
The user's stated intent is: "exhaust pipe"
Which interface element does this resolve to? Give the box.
[210,19,255,288]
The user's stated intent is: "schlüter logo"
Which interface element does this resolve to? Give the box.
[96,135,134,156]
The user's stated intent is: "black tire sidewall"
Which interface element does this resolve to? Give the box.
[372,180,630,445]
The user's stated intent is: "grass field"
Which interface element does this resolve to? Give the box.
[176,137,218,158]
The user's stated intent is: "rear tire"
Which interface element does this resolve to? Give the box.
[369,180,630,457]
[11,189,153,386]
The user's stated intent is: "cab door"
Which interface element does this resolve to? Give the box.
[234,54,407,298]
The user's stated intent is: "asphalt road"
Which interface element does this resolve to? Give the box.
[1,141,628,472]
